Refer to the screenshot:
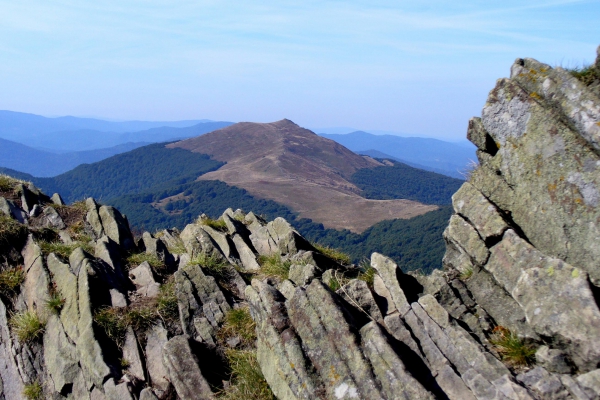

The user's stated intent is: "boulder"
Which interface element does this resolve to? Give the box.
[145,323,170,392]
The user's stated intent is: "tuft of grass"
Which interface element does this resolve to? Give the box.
[94,304,158,347]
[218,307,256,347]
[257,253,291,280]
[219,349,273,400]
[0,267,25,297]
[126,252,165,270]
[0,214,28,252]
[189,252,229,277]
[328,277,341,291]
[313,243,351,265]
[569,65,600,86]
[9,311,45,342]
[45,291,65,314]
[22,381,43,400]
[489,326,536,367]
[157,277,179,322]
[94,307,129,346]
[0,174,30,193]
[459,266,474,281]
[120,358,131,368]
[198,216,228,232]
[39,240,94,260]
[357,259,377,287]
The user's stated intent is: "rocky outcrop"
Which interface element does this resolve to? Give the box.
[1,47,600,400]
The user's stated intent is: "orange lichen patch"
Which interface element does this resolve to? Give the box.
[530,92,542,100]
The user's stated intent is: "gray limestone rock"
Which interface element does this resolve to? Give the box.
[370,253,410,316]
[43,315,81,393]
[337,279,384,322]
[516,367,570,399]
[145,323,170,392]
[286,280,383,399]
[360,321,434,399]
[122,327,145,382]
[98,205,134,250]
[536,346,572,374]
[231,233,260,271]
[50,193,65,206]
[576,369,600,399]
[39,206,65,229]
[162,335,215,399]
[288,263,319,286]
[139,388,160,400]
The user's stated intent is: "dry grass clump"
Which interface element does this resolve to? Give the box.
[0,175,30,193]
[45,285,65,314]
[217,307,256,347]
[0,267,25,298]
[0,214,28,253]
[39,240,94,260]
[257,253,291,280]
[156,277,179,323]
[219,349,273,400]
[569,64,600,86]
[189,252,230,278]
[313,243,351,265]
[459,266,474,281]
[357,259,376,287]
[126,252,165,270]
[94,304,156,347]
[198,216,228,232]
[489,326,536,367]
[22,381,43,399]
[9,311,45,342]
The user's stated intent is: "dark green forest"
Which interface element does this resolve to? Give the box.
[351,160,463,204]
[33,143,225,202]
[109,179,452,274]
[1,146,457,273]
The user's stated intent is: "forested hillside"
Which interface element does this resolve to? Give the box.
[35,143,224,201]
[109,178,451,273]
[351,160,463,204]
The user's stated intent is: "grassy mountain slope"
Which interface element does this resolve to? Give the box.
[351,160,463,205]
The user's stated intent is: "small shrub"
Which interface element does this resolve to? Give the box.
[218,307,256,347]
[120,358,131,368]
[489,326,536,367]
[257,254,291,280]
[126,252,165,270]
[220,349,273,400]
[22,381,43,399]
[10,311,45,342]
[0,267,25,297]
[313,243,351,265]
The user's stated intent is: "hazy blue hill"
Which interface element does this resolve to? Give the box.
[351,159,463,204]
[27,121,233,152]
[320,131,476,179]
[0,110,234,151]
[0,138,152,176]
[356,149,462,177]
[0,110,212,137]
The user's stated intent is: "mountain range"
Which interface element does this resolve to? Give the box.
[320,131,476,179]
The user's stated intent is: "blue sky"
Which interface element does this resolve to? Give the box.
[0,1,598,140]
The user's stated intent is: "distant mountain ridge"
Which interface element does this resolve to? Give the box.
[0,110,234,151]
[0,137,150,176]
[320,131,476,179]
[168,119,438,232]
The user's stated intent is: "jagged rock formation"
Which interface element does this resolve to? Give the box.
[1,47,600,400]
